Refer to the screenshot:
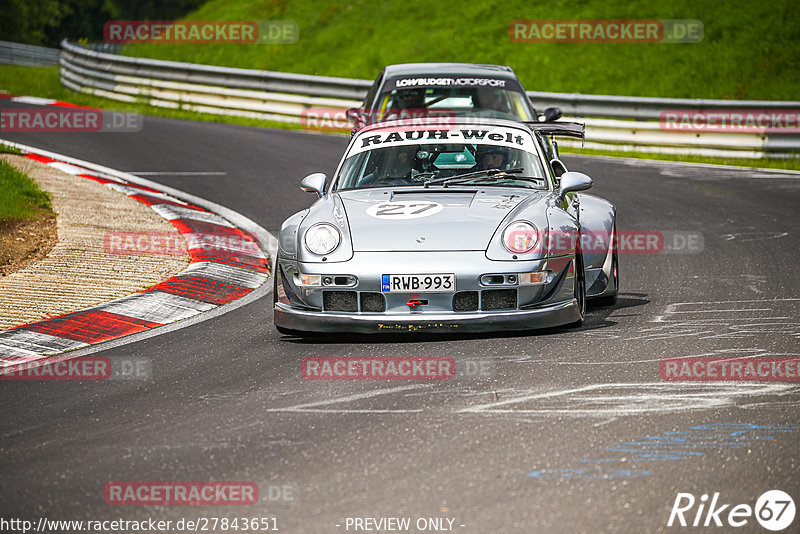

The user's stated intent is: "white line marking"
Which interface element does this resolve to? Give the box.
[265,384,431,413]
[458,383,798,416]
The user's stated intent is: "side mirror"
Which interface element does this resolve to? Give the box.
[300,173,328,197]
[543,107,562,122]
[550,158,568,178]
[558,171,592,199]
[346,107,365,126]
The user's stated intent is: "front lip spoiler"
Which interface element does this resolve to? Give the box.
[274,299,580,334]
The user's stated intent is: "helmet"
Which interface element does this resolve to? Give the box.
[475,145,508,168]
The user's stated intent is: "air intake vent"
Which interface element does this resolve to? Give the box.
[481,289,517,310]
[360,292,386,312]
[453,291,479,311]
[323,291,358,312]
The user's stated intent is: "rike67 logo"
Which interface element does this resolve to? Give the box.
[668,490,795,531]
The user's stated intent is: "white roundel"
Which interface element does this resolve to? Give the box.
[366,201,444,220]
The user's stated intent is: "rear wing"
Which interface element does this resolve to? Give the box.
[524,121,585,144]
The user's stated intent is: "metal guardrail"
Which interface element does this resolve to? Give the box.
[0,40,60,66]
[57,39,799,158]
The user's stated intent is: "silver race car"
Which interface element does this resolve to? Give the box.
[274,118,617,335]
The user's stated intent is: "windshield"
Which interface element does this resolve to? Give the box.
[374,83,535,122]
[336,140,546,191]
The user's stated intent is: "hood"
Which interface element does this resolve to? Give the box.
[338,188,547,252]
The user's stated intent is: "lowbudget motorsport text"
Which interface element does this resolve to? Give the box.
[0,517,278,533]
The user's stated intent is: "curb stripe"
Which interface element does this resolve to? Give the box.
[180,262,268,289]
[147,276,252,306]
[0,146,271,369]
[0,331,88,359]
[151,204,234,227]
[98,292,217,325]
[187,251,269,273]
[20,310,161,344]
[25,154,57,164]
[131,194,201,209]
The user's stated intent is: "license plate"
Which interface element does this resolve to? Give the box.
[381,274,455,293]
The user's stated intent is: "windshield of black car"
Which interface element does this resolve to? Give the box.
[374,85,535,122]
[335,135,547,191]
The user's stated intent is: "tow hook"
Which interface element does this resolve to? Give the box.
[406,299,428,308]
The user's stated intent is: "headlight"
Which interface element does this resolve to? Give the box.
[502,221,539,254]
[304,223,341,255]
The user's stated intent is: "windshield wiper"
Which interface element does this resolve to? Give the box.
[424,167,525,187]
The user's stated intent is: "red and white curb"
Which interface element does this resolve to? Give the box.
[0,146,271,371]
[0,93,95,109]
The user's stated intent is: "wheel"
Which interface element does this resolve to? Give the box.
[569,244,586,327]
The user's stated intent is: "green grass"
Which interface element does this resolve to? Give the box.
[0,159,52,221]
[121,0,800,100]
[560,146,800,171]
[0,144,23,155]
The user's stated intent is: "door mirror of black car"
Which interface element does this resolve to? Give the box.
[300,173,328,197]
[558,171,593,199]
[543,107,562,122]
[346,107,365,126]
[550,158,568,178]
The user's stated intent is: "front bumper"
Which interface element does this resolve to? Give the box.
[273,250,580,334]
[274,298,581,334]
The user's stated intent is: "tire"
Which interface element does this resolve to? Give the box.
[569,245,587,327]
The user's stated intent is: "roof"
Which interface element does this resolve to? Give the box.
[382,63,518,79]
[356,116,531,135]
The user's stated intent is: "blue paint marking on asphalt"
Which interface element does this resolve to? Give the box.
[529,423,797,480]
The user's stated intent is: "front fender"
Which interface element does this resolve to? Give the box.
[576,193,616,270]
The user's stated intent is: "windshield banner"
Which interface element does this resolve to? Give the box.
[386,76,524,92]
[349,126,536,156]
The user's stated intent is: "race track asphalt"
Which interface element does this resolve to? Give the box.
[1,107,799,533]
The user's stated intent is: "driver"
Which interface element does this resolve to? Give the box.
[396,88,426,110]
[473,145,508,171]
[384,145,416,177]
[476,87,510,114]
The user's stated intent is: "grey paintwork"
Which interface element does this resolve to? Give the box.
[274,118,617,334]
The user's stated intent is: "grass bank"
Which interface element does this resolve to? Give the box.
[122,0,800,100]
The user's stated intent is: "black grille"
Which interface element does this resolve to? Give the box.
[453,291,478,311]
[323,291,358,312]
[481,289,517,310]
[360,292,386,312]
